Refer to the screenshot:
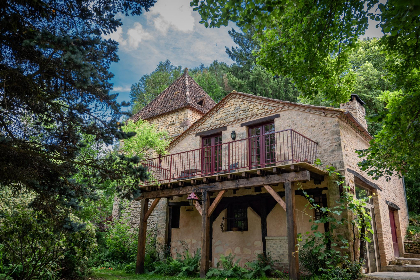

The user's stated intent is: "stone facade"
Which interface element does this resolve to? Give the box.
[125,87,408,272]
[148,108,203,139]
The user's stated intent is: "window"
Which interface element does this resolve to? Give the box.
[227,204,248,231]
[313,194,323,220]
[197,99,204,106]
[355,184,372,204]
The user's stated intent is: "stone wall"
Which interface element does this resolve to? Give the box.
[339,118,408,266]
[212,208,263,267]
[148,107,203,139]
[170,95,345,172]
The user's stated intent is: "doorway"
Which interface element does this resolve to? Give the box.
[202,134,222,175]
[248,122,275,168]
[389,208,400,257]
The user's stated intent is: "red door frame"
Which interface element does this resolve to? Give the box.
[201,134,222,176]
[248,122,275,168]
[388,208,400,257]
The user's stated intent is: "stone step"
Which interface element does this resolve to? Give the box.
[404,253,420,259]
[396,257,420,265]
[385,264,420,273]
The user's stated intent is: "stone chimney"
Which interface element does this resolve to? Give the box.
[340,94,368,130]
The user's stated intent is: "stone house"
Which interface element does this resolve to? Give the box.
[124,69,409,278]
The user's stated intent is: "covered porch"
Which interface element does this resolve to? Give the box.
[135,160,327,279]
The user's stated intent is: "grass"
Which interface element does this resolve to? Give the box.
[89,268,203,280]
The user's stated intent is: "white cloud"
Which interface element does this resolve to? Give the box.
[103,23,152,50]
[113,85,131,92]
[126,22,152,49]
[103,27,126,46]
[148,0,195,34]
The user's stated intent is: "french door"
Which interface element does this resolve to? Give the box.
[202,134,222,175]
[249,122,275,168]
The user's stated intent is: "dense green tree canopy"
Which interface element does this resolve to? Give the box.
[0,0,156,218]
[191,0,420,179]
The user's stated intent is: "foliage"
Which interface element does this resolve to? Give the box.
[0,189,97,279]
[406,213,420,243]
[405,172,420,214]
[121,119,168,158]
[191,0,372,105]
[152,249,201,277]
[206,253,278,279]
[191,0,420,180]
[104,218,138,264]
[0,0,157,224]
[299,165,372,279]
[206,254,248,279]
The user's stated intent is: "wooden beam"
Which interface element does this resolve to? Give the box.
[285,182,299,280]
[260,198,267,256]
[144,198,160,220]
[137,171,310,199]
[264,185,286,211]
[195,200,202,216]
[135,198,149,274]
[207,190,226,217]
[200,191,211,278]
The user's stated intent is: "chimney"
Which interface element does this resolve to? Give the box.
[184,67,188,75]
[340,94,368,131]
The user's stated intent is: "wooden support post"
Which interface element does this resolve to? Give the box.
[200,191,211,278]
[261,197,267,256]
[144,198,160,220]
[285,181,299,279]
[136,198,149,274]
[264,185,286,211]
[208,190,225,217]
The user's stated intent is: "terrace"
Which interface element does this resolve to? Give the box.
[142,129,320,188]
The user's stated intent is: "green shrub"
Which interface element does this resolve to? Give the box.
[206,254,248,279]
[0,204,97,279]
[104,219,138,263]
[152,249,201,277]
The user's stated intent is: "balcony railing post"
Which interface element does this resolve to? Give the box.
[169,154,173,182]
[228,142,230,172]
[290,130,294,163]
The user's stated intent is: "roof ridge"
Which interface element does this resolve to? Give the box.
[184,69,191,104]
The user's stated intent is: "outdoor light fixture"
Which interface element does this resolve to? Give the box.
[187,192,200,206]
[231,130,236,140]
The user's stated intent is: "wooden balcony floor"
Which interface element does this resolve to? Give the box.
[141,162,327,192]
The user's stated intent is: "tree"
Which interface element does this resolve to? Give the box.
[191,0,420,178]
[225,27,300,102]
[0,0,156,220]
[130,60,182,114]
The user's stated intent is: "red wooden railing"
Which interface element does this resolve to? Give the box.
[143,129,317,184]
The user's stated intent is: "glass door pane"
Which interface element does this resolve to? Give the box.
[202,134,223,175]
[249,122,275,168]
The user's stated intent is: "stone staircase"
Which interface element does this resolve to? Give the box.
[385,254,420,272]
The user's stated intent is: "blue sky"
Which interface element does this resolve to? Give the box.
[106,0,384,105]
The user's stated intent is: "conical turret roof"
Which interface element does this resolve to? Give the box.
[131,68,216,121]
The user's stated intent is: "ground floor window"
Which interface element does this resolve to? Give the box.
[227,203,248,231]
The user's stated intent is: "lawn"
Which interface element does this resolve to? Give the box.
[89,268,203,280]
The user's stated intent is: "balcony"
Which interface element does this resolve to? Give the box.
[142,129,318,186]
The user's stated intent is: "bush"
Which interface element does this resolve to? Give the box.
[0,204,97,279]
[152,249,201,277]
[104,218,138,263]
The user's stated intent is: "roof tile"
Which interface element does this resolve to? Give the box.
[131,69,216,121]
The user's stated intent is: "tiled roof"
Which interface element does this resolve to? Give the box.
[130,69,216,121]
